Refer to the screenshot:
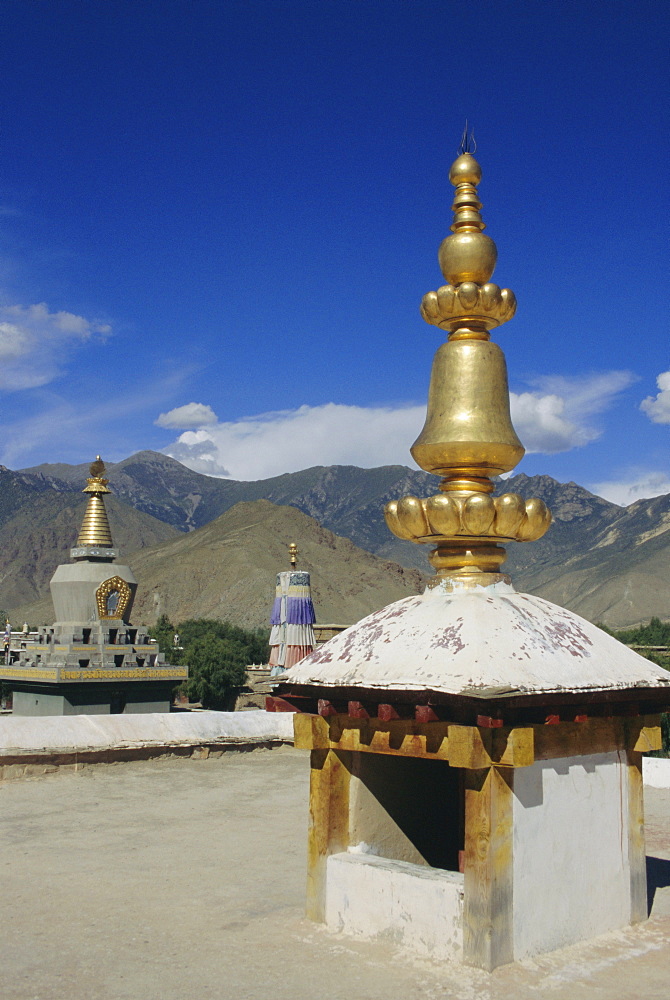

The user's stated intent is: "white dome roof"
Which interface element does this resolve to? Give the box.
[286,580,670,698]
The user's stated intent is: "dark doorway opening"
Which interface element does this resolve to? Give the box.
[110,692,126,714]
[352,753,464,872]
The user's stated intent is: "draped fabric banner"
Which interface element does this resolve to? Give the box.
[269,571,316,672]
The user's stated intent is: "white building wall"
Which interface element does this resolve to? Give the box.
[512,751,632,959]
[643,756,670,788]
[326,852,463,960]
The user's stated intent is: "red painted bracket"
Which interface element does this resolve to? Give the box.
[377,703,400,721]
[265,696,300,713]
[476,714,503,728]
[415,705,440,723]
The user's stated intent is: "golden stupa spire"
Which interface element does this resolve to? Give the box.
[289,542,298,568]
[385,141,551,586]
[76,455,114,548]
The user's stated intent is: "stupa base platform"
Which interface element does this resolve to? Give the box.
[11,680,178,716]
[1,620,186,716]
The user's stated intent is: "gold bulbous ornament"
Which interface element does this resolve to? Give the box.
[438,231,497,285]
[420,282,516,333]
[425,494,460,536]
[410,339,524,478]
[89,455,106,479]
[448,152,481,187]
[383,493,550,546]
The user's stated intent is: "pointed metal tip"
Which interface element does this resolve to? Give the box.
[458,120,477,156]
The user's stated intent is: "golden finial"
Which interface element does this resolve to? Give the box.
[83,454,111,495]
[289,543,298,568]
[89,455,106,479]
[384,144,551,587]
[420,145,516,340]
[76,455,114,549]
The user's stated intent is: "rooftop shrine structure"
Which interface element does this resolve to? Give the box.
[268,145,670,970]
[1,457,186,715]
[269,543,317,676]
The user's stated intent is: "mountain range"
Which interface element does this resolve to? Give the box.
[4,451,670,628]
[13,500,425,631]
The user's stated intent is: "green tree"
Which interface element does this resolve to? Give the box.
[615,616,670,647]
[177,618,268,663]
[184,635,248,710]
[606,618,670,756]
[152,616,269,706]
[148,614,179,659]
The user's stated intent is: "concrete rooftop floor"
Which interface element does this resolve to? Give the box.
[1,747,669,1000]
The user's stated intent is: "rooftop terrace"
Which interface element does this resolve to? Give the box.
[2,747,669,1000]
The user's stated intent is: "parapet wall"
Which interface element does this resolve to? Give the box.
[0,710,294,779]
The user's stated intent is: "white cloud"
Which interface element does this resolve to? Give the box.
[510,391,584,453]
[510,371,635,454]
[163,403,427,480]
[160,371,632,481]
[589,471,670,507]
[155,402,218,429]
[0,302,111,390]
[640,371,670,424]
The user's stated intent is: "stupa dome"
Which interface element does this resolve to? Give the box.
[285,580,670,699]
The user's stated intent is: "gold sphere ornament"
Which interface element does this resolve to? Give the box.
[448,152,481,187]
[438,231,497,285]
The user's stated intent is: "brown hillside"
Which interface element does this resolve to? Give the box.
[0,495,178,613]
[12,449,670,631]
[125,499,425,629]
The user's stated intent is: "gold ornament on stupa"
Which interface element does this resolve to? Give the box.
[384,137,551,586]
[289,542,298,568]
[76,455,114,548]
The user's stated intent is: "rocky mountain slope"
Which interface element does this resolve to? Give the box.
[20,452,439,540]
[14,500,426,630]
[11,451,670,627]
[509,491,670,625]
[0,484,178,612]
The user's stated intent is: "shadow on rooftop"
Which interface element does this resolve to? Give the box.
[647,855,670,914]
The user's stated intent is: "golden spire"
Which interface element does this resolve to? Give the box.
[289,542,298,568]
[76,456,114,548]
[384,146,551,587]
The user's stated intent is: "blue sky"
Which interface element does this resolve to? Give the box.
[0,0,668,504]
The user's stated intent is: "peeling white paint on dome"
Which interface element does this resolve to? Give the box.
[286,581,670,696]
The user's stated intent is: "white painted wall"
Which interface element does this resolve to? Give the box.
[0,710,295,755]
[643,756,670,788]
[512,752,632,959]
[348,769,428,866]
[50,561,137,623]
[326,852,463,960]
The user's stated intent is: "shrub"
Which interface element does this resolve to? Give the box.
[183,635,248,710]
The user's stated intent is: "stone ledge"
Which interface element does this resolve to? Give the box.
[325,852,464,960]
[0,739,290,780]
[0,710,294,774]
